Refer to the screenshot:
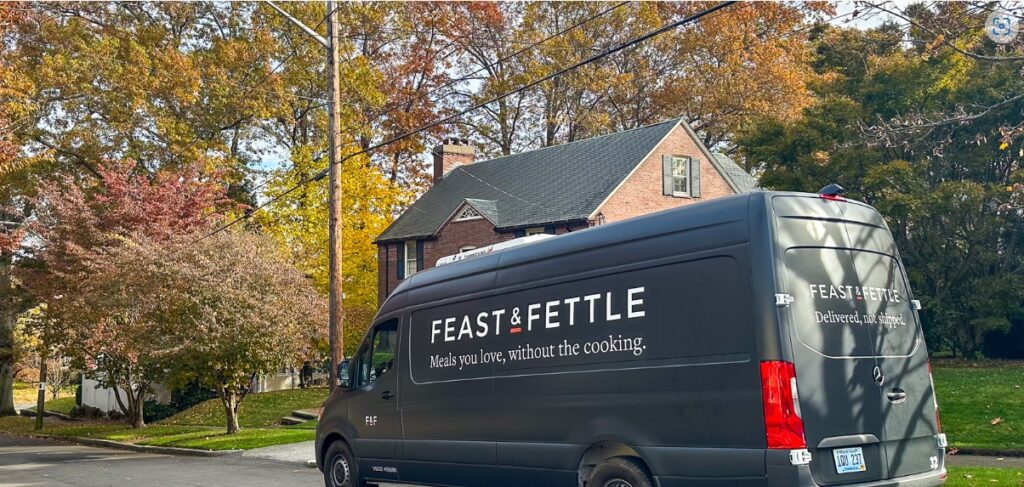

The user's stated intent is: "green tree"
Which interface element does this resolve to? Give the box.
[738,8,1024,357]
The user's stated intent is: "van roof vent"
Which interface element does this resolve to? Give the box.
[818,183,846,200]
[436,234,556,267]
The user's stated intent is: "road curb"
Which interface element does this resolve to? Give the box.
[33,434,242,457]
[20,409,76,421]
[953,448,1024,458]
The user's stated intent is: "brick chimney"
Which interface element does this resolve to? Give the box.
[432,137,475,184]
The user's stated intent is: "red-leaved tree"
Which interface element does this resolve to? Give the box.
[26,160,235,427]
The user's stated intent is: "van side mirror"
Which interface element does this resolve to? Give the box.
[338,361,351,389]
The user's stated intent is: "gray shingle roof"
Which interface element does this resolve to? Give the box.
[376,118,758,242]
[712,153,759,193]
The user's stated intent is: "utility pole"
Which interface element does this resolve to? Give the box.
[267,1,344,390]
[325,0,345,391]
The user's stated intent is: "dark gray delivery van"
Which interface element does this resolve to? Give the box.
[316,190,947,487]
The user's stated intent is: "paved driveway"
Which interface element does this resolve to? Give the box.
[0,435,322,487]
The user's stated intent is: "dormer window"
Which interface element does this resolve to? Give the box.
[454,206,482,221]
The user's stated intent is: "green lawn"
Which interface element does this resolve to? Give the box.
[0,416,315,451]
[158,387,327,428]
[932,361,1024,453]
[12,381,75,405]
[25,396,77,415]
[945,466,1024,486]
[0,387,325,451]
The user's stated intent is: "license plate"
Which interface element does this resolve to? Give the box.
[833,447,866,474]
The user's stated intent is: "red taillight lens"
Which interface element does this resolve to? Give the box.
[928,362,942,432]
[760,360,807,449]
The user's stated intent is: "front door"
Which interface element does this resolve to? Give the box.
[347,319,401,482]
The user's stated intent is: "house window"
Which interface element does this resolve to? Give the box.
[404,240,418,278]
[454,206,482,221]
[525,227,546,236]
[459,245,477,253]
[671,156,689,196]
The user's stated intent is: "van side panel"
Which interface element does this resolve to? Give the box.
[395,197,768,486]
[488,252,762,478]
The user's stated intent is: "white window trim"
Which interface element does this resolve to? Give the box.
[671,156,690,198]
[459,245,477,253]
[404,240,418,278]
[525,227,546,236]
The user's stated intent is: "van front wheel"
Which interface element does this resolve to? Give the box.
[588,457,653,487]
[323,442,361,487]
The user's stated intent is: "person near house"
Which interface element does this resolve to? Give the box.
[300,361,313,389]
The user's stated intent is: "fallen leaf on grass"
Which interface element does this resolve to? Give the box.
[992,417,1004,425]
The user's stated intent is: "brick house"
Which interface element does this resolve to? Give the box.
[374,117,757,303]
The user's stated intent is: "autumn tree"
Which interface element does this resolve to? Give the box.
[0,1,35,417]
[258,148,406,357]
[26,161,233,427]
[445,2,826,154]
[162,229,326,434]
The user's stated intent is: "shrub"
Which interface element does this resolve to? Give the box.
[69,405,104,419]
[143,400,177,423]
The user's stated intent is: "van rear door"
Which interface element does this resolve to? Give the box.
[773,195,940,485]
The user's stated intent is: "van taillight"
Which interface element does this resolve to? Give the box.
[760,361,807,449]
[928,362,942,432]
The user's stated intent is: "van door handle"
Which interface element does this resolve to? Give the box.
[381,391,394,400]
[886,388,907,404]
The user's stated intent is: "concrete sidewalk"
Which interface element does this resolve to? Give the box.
[242,440,317,467]
[947,454,1024,469]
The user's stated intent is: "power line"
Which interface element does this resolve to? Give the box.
[358,2,630,144]
[201,1,739,240]
[249,2,632,217]
[253,3,848,233]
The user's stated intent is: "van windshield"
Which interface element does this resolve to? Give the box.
[786,248,919,358]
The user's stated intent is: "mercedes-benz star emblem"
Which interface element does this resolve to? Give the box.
[872,365,885,386]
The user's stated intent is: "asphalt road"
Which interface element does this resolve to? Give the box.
[0,435,322,487]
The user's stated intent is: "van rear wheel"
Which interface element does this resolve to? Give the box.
[588,457,653,487]
[323,441,361,487]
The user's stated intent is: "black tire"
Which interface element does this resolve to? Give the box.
[322,441,361,487]
[588,457,653,487]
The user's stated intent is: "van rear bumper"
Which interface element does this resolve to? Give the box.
[762,465,946,487]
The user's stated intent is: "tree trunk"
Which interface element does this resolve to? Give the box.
[221,388,240,434]
[131,391,145,429]
[0,253,17,417]
[0,361,14,416]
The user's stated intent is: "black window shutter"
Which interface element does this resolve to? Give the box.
[690,157,701,197]
[662,155,674,196]
[396,242,405,279]
[415,240,425,272]
[513,229,526,238]
[543,226,556,235]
